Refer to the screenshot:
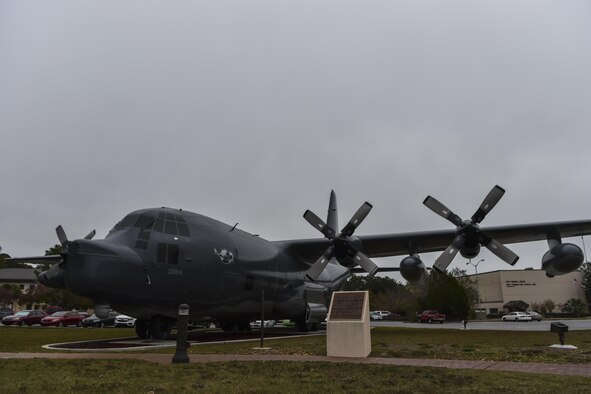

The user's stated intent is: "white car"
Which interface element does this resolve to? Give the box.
[501,312,532,322]
[250,320,275,328]
[370,312,383,320]
[114,314,137,327]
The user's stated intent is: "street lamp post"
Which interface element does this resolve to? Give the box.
[466,259,484,315]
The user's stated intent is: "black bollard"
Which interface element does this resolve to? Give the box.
[172,303,190,364]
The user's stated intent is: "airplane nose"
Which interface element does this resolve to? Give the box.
[62,239,144,299]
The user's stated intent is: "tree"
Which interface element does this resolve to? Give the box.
[580,262,591,307]
[342,274,416,313]
[0,284,22,309]
[541,299,556,316]
[450,268,479,312]
[561,298,587,317]
[423,271,471,320]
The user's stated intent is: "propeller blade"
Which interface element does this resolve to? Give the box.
[55,225,68,246]
[353,251,378,276]
[340,202,373,237]
[483,237,519,265]
[305,246,335,281]
[327,190,338,232]
[423,196,463,227]
[303,210,336,239]
[84,230,96,240]
[471,185,505,224]
[433,235,465,272]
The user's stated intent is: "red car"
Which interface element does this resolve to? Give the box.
[40,311,85,327]
[2,310,47,326]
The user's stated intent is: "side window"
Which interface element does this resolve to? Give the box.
[157,243,179,264]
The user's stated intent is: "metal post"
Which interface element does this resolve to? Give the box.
[467,259,484,316]
[260,289,265,348]
[172,303,190,364]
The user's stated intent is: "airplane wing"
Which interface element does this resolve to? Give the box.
[5,255,62,264]
[277,219,591,263]
[359,219,591,258]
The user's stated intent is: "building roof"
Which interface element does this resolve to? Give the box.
[0,268,38,282]
[503,300,529,309]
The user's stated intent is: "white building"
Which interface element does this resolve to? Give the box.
[466,269,587,315]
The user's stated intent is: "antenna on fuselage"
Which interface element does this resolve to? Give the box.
[229,223,239,232]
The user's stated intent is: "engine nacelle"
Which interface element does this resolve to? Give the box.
[542,243,583,278]
[305,302,328,324]
[459,241,481,260]
[400,255,429,284]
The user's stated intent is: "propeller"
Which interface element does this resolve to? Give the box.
[423,185,519,272]
[304,191,378,281]
[54,225,96,265]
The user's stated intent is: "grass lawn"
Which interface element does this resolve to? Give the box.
[1,326,591,364]
[1,359,591,393]
[1,326,591,392]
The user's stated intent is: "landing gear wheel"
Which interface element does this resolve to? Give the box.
[149,317,172,340]
[135,319,149,339]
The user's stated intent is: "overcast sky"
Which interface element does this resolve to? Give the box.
[1,1,591,279]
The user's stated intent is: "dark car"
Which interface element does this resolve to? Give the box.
[82,312,118,328]
[40,311,85,327]
[0,307,14,319]
[1,310,47,326]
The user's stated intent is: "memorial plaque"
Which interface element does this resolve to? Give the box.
[329,292,365,320]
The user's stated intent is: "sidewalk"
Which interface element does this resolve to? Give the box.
[2,352,590,377]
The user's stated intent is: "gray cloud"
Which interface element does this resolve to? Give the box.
[2,1,591,277]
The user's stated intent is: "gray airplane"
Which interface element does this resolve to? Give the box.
[7,186,591,339]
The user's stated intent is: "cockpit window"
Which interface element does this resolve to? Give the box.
[110,214,139,232]
[153,212,190,237]
[110,211,189,237]
[110,213,154,234]
[134,215,154,229]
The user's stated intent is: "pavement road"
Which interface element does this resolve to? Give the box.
[372,319,591,331]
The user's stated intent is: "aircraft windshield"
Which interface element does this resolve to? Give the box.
[109,211,190,237]
[109,214,154,233]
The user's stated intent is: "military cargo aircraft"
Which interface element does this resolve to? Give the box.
[7,186,591,339]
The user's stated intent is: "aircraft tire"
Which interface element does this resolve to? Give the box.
[135,320,149,339]
[237,321,251,332]
[149,317,172,340]
[295,316,311,332]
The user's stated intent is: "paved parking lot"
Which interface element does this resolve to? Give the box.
[372,319,591,331]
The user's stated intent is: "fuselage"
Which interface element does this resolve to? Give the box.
[46,207,349,324]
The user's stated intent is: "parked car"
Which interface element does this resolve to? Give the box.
[114,314,137,327]
[526,311,543,321]
[418,310,446,324]
[40,311,85,327]
[370,311,383,320]
[371,310,399,320]
[82,312,118,328]
[1,310,47,326]
[250,320,275,328]
[0,307,14,319]
[501,311,532,322]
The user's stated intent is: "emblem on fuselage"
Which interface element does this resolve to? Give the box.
[214,248,234,265]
